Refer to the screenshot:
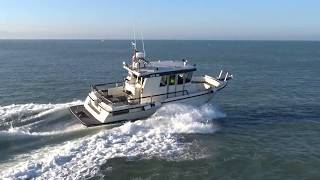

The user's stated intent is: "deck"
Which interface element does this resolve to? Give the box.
[69,105,103,127]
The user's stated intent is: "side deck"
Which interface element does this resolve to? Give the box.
[69,105,106,127]
[69,105,139,127]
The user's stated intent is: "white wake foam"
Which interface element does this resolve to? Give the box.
[1,103,225,180]
[0,100,83,123]
[0,124,85,140]
[0,100,84,138]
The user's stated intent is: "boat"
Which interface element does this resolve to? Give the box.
[69,42,233,127]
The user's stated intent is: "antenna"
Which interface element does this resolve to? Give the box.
[141,32,146,57]
[133,25,137,50]
[131,25,137,64]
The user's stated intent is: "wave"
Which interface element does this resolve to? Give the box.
[0,100,85,141]
[0,100,83,129]
[1,103,225,179]
[0,124,85,140]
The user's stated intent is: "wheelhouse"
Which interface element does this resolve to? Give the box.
[123,59,197,104]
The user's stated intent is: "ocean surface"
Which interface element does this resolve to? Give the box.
[0,40,319,179]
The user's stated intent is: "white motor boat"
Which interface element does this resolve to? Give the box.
[69,43,232,127]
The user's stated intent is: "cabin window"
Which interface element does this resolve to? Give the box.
[160,76,167,87]
[169,75,176,85]
[177,74,184,85]
[138,77,144,84]
[185,72,193,83]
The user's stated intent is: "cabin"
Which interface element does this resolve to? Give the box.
[123,52,197,104]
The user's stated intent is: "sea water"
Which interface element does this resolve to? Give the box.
[0,40,319,179]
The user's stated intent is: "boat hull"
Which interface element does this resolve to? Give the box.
[70,90,214,127]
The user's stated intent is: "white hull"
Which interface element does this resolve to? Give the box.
[76,91,214,124]
[102,90,214,124]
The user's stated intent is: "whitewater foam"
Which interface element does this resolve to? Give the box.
[0,100,85,140]
[0,100,83,128]
[0,100,82,123]
[1,103,225,180]
[0,124,85,140]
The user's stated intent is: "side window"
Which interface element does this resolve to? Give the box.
[160,76,167,87]
[138,77,144,84]
[185,72,193,83]
[133,75,137,82]
[177,74,184,85]
[169,75,176,85]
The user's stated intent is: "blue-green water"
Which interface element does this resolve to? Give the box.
[0,40,319,179]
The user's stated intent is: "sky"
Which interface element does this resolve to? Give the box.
[0,0,319,40]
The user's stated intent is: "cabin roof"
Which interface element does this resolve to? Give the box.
[124,60,196,77]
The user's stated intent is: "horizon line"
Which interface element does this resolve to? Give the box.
[0,38,319,42]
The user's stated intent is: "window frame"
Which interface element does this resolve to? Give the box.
[177,73,184,85]
[160,75,167,87]
[169,74,176,86]
[185,72,193,83]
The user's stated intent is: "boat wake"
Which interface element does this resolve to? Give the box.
[1,103,225,179]
[0,100,83,134]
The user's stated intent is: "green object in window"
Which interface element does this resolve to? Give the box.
[169,75,175,85]
[160,76,167,86]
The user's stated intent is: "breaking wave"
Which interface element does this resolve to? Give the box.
[0,100,82,123]
[1,103,225,179]
[0,100,84,140]
[0,124,85,139]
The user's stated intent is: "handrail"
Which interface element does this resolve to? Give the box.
[91,81,124,91]
[128,90,189,101]
[90,89,190,106]
[94,81,124,87]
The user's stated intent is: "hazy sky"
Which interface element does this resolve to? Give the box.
[1,0,319,40]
